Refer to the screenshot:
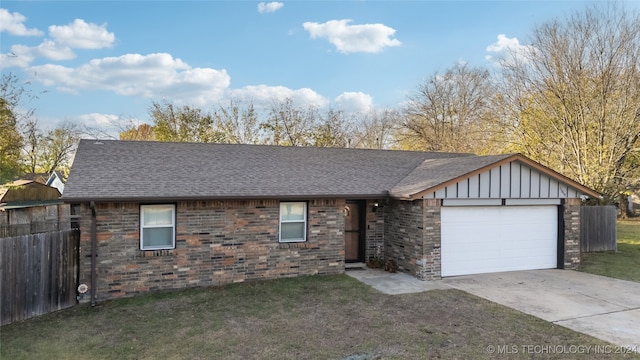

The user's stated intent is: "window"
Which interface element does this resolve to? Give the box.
[279,202,307,242]
[140,204,175,250]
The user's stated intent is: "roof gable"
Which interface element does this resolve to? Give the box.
[0,180,61,203]
[416,154,600,200]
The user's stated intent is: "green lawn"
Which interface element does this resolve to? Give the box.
[2,275,637,360]
[579,221,640,282]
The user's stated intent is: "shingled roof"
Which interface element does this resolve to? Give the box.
[62,139,597,202]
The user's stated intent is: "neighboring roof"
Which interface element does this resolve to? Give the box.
[46,171,65,194]
[0,180,62,203]
[62,139,599,202]
[18,173,49,184]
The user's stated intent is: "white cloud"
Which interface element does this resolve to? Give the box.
[0,8,43,36]
[75,113,145,139]
[257,2,284,14]
[49,19,115,49]
[78,113,122,127]
[29,53,231,104]
[303,19,401,54]
[1,18,115,68]
[35,40,75,61]
[335,92,374,113]
[0,44,35,69]
[485,34,535,64]
[229,85,328,109]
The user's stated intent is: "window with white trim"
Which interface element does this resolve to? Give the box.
[279,202,307,242]
[140,204,176,250]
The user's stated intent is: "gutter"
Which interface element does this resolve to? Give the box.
[89,201,97,307]
[62,192,393,204]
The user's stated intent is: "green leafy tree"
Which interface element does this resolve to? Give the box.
[1,73,40,183]
[0,97,22,183]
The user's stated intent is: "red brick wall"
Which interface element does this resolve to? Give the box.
[77,199,345,302]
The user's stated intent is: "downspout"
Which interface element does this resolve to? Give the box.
[89,201,97,307]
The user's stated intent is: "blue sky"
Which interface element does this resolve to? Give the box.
[1,1,634,136]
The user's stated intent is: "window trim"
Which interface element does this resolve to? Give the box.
[140,204,176,250]
[279,201,307,243]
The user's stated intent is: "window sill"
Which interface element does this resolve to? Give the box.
[278,242,309,249]
[137,249,175,257]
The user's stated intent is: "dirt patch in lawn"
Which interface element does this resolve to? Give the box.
[2,275,638,359]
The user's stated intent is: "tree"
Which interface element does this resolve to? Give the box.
[311,108,351,148]
[41,122,81,173]
[0,72,39,183]
[213,99,262,144]
[150,101,223,143]
[20,119,80,174]
[260,98,316,146]
[351,109,400,149]
[21,119,43,174]
[399,62,501,154]
[119,123,156,141]
[0,97,22,183]
[499,4,640,204]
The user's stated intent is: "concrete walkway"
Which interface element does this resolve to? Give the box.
[347,268,640,351]
[345,268,449,294]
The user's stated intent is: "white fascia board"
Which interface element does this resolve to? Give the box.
[504,198,562,206]
[441,199,503,207]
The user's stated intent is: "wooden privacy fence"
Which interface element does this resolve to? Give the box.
[0,229,80,326]
[580,205,617,252]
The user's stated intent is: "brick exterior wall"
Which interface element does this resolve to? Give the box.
[75,194,584,301]
[563,198,581,269]
[383,199,426,277]
[419,199,442,280]
[364,199,385,262]
[383,199,441,280]
[77,199,345,302]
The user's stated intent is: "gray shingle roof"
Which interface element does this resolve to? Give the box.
[389,154,513,198]
[64,139,597,202]
[63,140,477,201]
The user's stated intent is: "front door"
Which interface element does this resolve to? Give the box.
[344,200,365,263]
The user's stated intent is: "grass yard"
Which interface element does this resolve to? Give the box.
[579,220,640,282]
[2,275,637,360]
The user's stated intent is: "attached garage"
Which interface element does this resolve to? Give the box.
[441,205,558,277]
[386,154,601,281]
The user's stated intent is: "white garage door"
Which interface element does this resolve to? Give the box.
[441,206,558,277]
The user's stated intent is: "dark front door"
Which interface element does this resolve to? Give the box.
[344,201,365,263]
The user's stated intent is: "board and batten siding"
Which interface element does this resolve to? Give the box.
[425,161,582,199]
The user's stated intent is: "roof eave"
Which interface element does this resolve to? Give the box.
[60,192,391,203]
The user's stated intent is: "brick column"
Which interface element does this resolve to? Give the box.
[563,198,581,269]
[417,199,441,280]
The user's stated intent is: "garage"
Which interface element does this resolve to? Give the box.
[441,205,558,277]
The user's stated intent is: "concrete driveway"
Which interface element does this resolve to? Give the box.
[443,270,640,350]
